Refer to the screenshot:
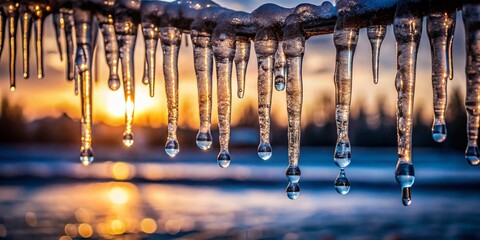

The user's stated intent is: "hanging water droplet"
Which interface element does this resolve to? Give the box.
[286,182,300,200]
[465,145,480,166]
[334,140,351,168]
[432,120,447,143]
[10,86,15,92]
[108,76,120,91]
[217,150,231,168]
[165,139,180,157]
[285,165,301,183]
[80,147,94,166]
[275,81,285,91]
[257,142,272,160]
[122,132,134,147]
[401,187,412,206]
[334,169,350,195]
[196,131,213,151]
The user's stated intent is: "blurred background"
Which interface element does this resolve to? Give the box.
[0,0,479,239]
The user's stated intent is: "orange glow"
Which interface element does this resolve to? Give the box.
[140,218,157,234]
[78,223,93,238]
[111,162,133,180]
[109,187,129,204]
[109,219,126,235]
[64,223,77,237]
[105,90,157,120]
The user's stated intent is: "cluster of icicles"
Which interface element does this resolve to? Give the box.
[0,0,478,206]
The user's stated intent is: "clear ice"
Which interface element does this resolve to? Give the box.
[234,36,250,98]
[20,4,32,79]
[393,0,423,205]
[463,3,480,166]
[274,41,286,91]
[367,25,386,84]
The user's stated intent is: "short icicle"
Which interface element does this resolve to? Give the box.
[234,36,250,99]
[0,9,5,59]
[64,12,75,81]
[213,32,235,168]
[20,6,32,79]
[332,26,358,195]
[74,8,94,165]
[463,2,480,166]
[427,5,456,143]
[99,15,120,91]
[393,0,423,206]
[52,13,63,61]
[284,36,304,200]
[33,12,45,79]
[254,33,276,161]
[142,21,159,97]
[160,27,182,157]
[367,25,386,84]
[192,32,213,151]
[274,40,286,91]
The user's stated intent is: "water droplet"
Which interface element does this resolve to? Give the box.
[275,78,285,91]
[402,187,412,206]
[286,182,300,200]
[196,131,213,151]
[165,139,180,157]
[80,148,94,166]
[122,132,134,147]
[217,150,231,168]
[334,140,351,168]
[257,142,272,160]
[285,165,301,183]
[334,169,350,195]
[432,122,447,142]
[108,76,121,91]
[10,86,15,92]
[465,145,480,166]
[395,162,415,188]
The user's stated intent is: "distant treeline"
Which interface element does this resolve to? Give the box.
[0,88,469,150]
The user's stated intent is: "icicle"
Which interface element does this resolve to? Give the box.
[64,12,75,81]
[332,27,358,195]
[255,36,277,161]
[234,36,250,98]
[99,18,121,91]
[34,15,45,79]
[7,4,18,91]
[142,22,159,97]
[367,25,386,84]
[463,3,480,166]
[20,7,32,79]
[274,41,286,91]
[117,31,137,148]
[427,8,456,143]
[192,33,213,150]
[0,10,5,59]
[142,59,149,85]
[52,13,63,62]
[284,37,304,200]
[213,33,235,168]
[160,27,182,157]
[74,8,95,165]
[393,0,423,206]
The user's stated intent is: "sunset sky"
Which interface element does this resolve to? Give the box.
[0,0,469,129]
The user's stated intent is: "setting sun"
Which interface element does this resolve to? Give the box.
[105,90,158,119]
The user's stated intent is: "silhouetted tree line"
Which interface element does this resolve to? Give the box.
[0,88,470,150]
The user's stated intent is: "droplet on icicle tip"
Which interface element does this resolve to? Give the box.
[122,132,134,147]
[334,169,350,195]
[257,142,272,160]
[80,147,94,166]
[465,145,480,166]
[286,182,300,200]
[432,121,447,143]
[165,139,180,158]
[217,150,231,168]
[196,131,213,151]
[334,140,351,168]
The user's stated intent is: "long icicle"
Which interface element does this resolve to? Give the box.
[367,25,386,84]
[21,6,32,79]
[213,33,235,168]
[427,7,456,143]
[142,21,159,97]
[394,0,423,206]
[74,9,94,165]
[332,26,358,195]
[7,3,18,91]
[255,34,276,161]
[160,27,182,157]
[234,36,250,98]
[284,36,304,200]
[192,32,213,150]
[34,14,45,79]
[116,23,138,148]
[274,40,286,91]
[52,13,63,61]
[64,12,75,81]
[99,16,120,91]
[463,2,480,166]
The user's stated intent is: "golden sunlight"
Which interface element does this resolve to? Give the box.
[105,91,158,120]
